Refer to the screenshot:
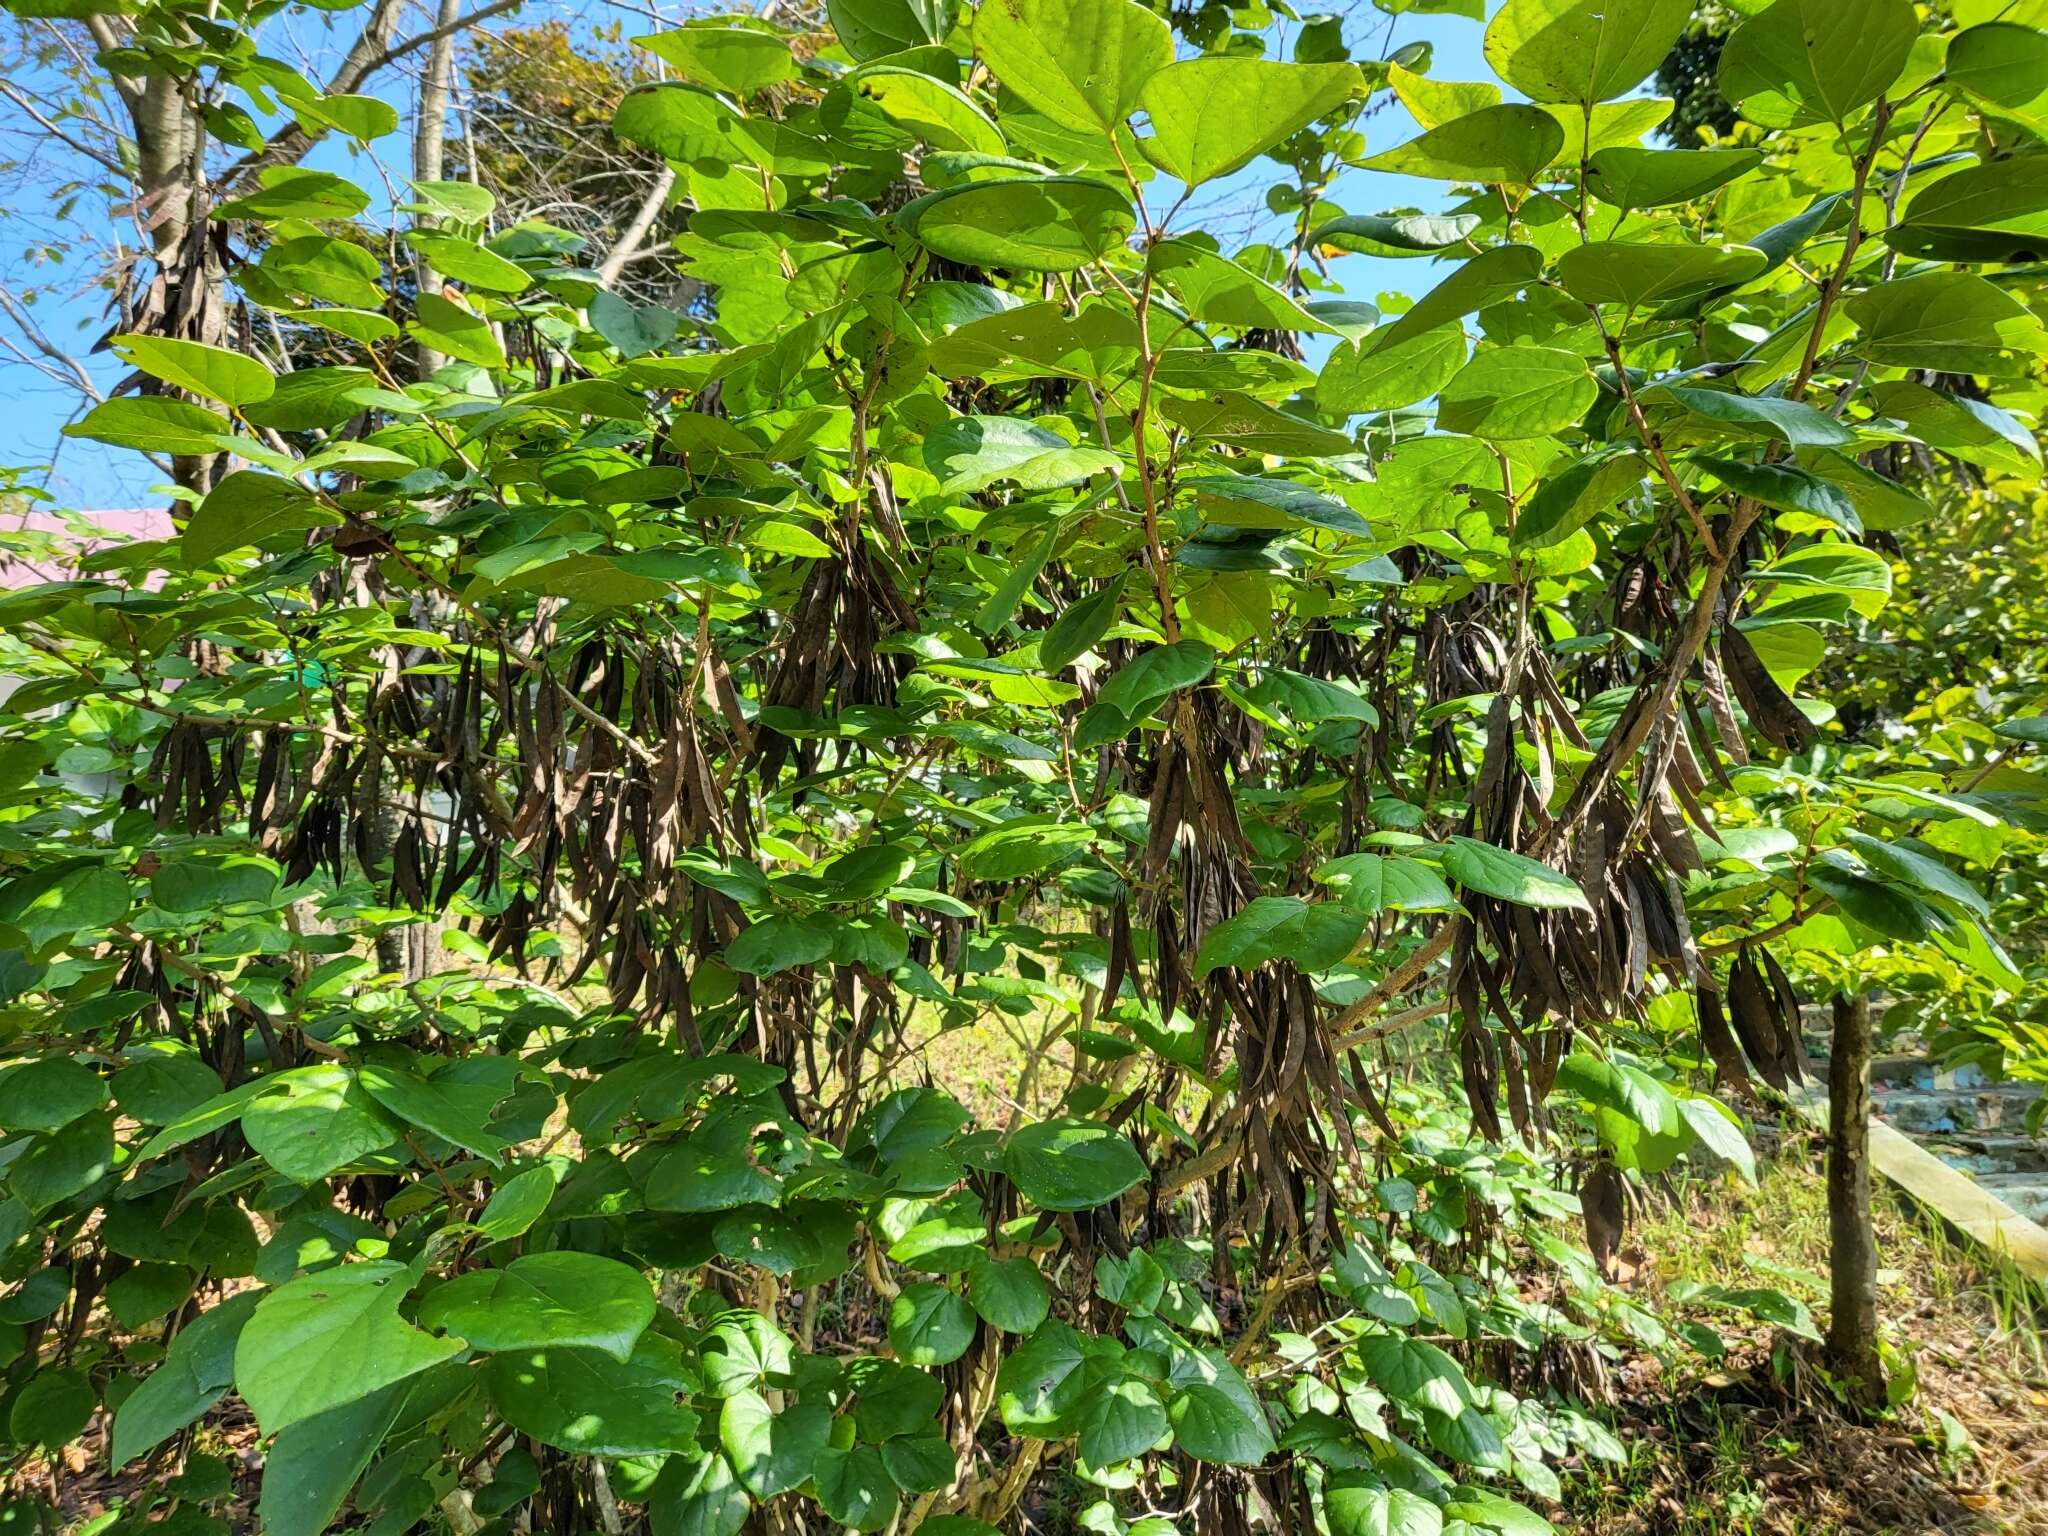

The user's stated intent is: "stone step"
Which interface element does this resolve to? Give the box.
[1871,1083,2043,1138]
[1867,1054,1980,1089]
[1920,1135,2048,1177]
[1805,1052,2002,1091]
[1974,1173,2048,1225]
[1798,1044,1996,1087]
[1787,1083,2048,1282]
[1784,1002,2048,1256]
[1938,1131,2048,1164]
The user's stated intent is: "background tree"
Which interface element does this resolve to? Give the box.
[453,21,693,301]
[1653,0,1739,145]
[0,0,522,492]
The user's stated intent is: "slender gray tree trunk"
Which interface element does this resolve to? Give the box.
[411,0,463,375]
[1827,990,1885,1407]
[133,64,230,494]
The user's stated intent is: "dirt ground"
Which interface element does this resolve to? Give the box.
[1562,1127,2048,1536]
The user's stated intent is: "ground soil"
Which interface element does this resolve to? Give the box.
[1561,1126,2048,1536]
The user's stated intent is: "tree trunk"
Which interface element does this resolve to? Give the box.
[132,63,229,495]
[1826,989,1885,1407]
[411,0,464,376]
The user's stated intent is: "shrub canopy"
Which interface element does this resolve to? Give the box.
[2,0,2046,1530]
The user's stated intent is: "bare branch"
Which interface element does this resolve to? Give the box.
[0,282,102,403]
[412,0,466,373]
[0,80,126,177]
[219,0,528,199]
[1324,919,1458,1041]
[595,165,675,287]
[351,0,530,88]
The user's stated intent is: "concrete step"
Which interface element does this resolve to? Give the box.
[1788,1000,2048,1259]
[1800,1047,1996,1090]
[1868,1082,2042,1137]
[1866,1054,2000,1091]
[1921,1135,2048,1177]
[1974,1173,2048,1225]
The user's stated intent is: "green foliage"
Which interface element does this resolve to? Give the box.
[1652,1,1741,145]
[2,0,2045,1529]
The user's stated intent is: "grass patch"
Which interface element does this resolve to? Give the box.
[913,1000,1074,1129]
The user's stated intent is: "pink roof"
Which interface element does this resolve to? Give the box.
[0,508,174,588]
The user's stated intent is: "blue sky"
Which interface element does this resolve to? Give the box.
[5,0,1494,509]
